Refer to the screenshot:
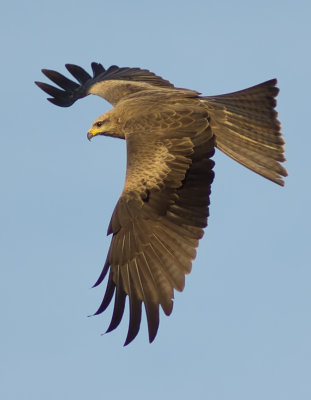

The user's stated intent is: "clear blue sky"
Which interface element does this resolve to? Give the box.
[1,1,310,399]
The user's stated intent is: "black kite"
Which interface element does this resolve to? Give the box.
[36,63,287,345]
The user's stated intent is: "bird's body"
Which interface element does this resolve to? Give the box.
[36,63,287,345]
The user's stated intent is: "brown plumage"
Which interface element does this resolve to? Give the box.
[35,63,287,345]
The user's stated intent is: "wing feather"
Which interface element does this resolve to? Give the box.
[35,62,176,107]
[93,273,115,315]
[65,64,92,84]
[94,103,215,343]
[123,262,143,346]
[105,267,127,333]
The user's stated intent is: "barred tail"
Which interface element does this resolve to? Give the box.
[203,79,287,186]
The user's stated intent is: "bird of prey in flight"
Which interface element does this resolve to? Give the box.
[36,63,287,345]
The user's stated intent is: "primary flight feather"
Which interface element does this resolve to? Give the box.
[35,62,287,345]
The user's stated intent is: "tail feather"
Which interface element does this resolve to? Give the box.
[216,121,285,161]
[203,79,287,185]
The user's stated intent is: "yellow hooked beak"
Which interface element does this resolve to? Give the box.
[87,127,101,141]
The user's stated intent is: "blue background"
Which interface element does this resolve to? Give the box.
[1,1,310,399]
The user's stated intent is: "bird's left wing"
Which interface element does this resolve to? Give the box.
[93,105,215,345]
[35,63,176,107]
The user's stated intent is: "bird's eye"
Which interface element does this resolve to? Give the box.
[95,121,103,127]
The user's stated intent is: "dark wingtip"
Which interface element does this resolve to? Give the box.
[105,319,121,334]
[35,80,52,92]
[123,336,135,347]
[148,324,158,344]
[91,62,105,76]
[92,274,115,317]
[41,68,52,77]
[123,328,140,346]
[92,258,110,288]
[36,64,94,107]
[47,98,72,107]
[123,322,141,346]
[65,64,92,84]
[105,286,126,333]
[123,298,142,346]
[149,333,157,344]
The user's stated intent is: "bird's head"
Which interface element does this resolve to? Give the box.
[87,112,118,140]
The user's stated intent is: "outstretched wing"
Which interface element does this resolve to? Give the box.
[35,62,176,107]
[93,104,215,345]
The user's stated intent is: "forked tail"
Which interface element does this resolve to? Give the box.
[203,79,287,185]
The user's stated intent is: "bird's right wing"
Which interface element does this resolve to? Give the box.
[93,104,215,345]
[35,63,176,107]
